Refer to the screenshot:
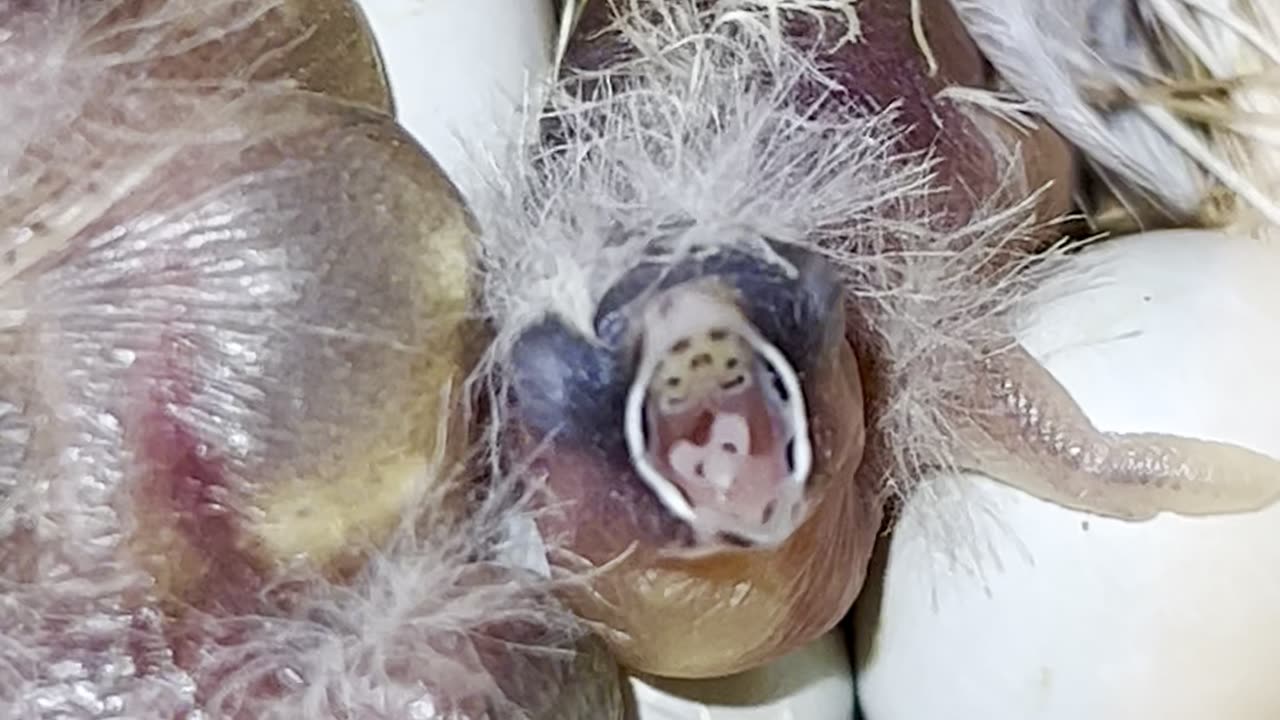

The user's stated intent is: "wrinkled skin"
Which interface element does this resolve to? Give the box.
[500,0,1280,681]
[0,2,623,718]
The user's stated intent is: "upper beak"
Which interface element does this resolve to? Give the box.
[622,281,813,551]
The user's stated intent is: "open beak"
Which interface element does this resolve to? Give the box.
[501,247,873,678]
[623,283,812,550]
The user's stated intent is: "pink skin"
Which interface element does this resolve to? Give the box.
[128,336,266,612]
[541,0,1075,558]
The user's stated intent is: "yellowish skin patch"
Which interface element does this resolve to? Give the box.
[248,252,473,573]
[252,454,434,568]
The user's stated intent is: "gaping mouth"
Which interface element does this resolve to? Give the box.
[623,284,813,550]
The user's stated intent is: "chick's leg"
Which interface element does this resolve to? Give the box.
[957,345,1280,519]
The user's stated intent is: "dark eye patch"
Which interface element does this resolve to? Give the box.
[507,317,629,453]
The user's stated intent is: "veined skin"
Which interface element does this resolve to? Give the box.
[0,1,623,718]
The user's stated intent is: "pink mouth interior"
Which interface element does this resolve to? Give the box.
[645,372,793,527]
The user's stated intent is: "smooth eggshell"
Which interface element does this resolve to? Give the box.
[356,0,556,198]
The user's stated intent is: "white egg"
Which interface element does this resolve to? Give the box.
[356,0,555,197]
[856,229,1280,720]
